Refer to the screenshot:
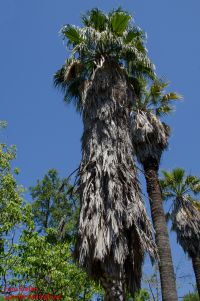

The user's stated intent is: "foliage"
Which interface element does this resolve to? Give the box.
[132,78,182,117]
[0,121,7,129]
[121,289,150,301]
[133,289,150,301]
[0,151,103,299]
[130,79,181,165]
[0,144,23,235]
[24,169,102,299]
[30,169,79,240]
[160,168,200,257]
[54,7,155,112]
[160,168,200,201]
[0,143,33,292]
[183,292,200,301]
[16,170,102,300]
[54,8,158,298]
[16,229,102,300]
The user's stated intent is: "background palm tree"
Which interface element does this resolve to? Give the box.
[54,8,157,300]
[160,168,200,297]
[130,78,182,301]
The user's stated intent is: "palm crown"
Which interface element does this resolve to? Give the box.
[130,79,182,164]
[160,168,200,201]
[132,77,182,117]
[54,8,155,112]
[160,168,200,257]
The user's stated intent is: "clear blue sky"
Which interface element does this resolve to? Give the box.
[1,0,200,298]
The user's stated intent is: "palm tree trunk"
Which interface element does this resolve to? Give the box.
[192,255,200,297]
[77,64,134,298]
[101,262,125,301]
[103,279,125,301]
[143,159,178,301]
[76,62,156,299]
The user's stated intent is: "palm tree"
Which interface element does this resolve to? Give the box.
[160,168,200,297]
[130,78,182,301]
[54,8,157,300]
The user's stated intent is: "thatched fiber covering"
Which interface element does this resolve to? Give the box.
[171,196,200,257]
[75,62,157,296]
[131,110,170,164]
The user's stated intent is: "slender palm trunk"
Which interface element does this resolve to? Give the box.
[143,159,178,301]
[192,255,200,297]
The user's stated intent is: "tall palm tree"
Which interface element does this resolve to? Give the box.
[54,8,157,300]
[130,78,182,301]
[160,168,200,297]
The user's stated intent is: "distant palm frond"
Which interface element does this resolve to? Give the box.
[160,169,200,258]
[171,196,200,257]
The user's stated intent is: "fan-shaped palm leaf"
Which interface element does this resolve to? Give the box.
[160,168,200,297]
[55,8,156,115]
[110,11,131,36]
[82,8,108,31]
[62,25,83,45]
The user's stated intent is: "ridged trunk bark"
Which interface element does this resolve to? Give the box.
[101,276,125,301]
[143,160,178,301]
[192,255,200,297]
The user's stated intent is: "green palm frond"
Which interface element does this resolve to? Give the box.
[55,8,156,111]
[62,8,153,71]
[160,169,200,258]
[156,91,182,116]
[185,175,200,195]
[160,169,184,197]
[132,77,182,117]
[161,92,182,102]
[172,168,185,184]
[122,46,155,80]
[0,121,7,129]
[160,176,176,201]
[124,28,142,44]
[82,8,108,31]
[149,80,167,102]
[160,168,200,200]
[156,105,173,117]
[130,77,147,99]
[161,170,175,185]
[110,11,131,36]
[62,25,83,45]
